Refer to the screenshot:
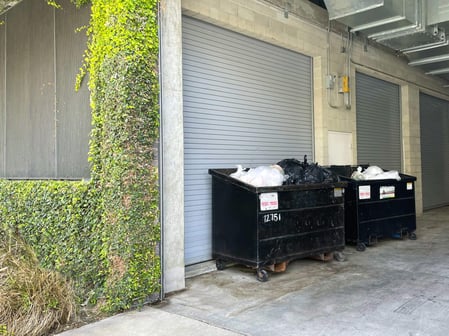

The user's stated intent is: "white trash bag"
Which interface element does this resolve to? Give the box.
[350,166,365,181]
[351,165,401,181]
[230,164,285,187]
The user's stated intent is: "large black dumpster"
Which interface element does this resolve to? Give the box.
[209,168,347,281]
[328,166,417,252]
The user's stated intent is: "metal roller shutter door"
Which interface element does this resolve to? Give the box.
[355,72,401,171]
[182,17,313,265]
[420,93,449,210]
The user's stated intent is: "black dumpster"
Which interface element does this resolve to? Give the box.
[328,166,417,252]
[209,168,347,281]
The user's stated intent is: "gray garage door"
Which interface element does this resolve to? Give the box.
[182,17,313,265]
[420,93,449,210]
[356,72,401,171]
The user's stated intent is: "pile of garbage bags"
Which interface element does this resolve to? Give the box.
[230,156,339,187]
[278,156,339,185]
[350,165,401,181]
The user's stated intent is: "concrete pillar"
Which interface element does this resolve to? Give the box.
[160,0,185,293]
[401,85,423,215]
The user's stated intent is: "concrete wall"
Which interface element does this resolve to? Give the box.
[160,0,449,292]
[180,0,449,215]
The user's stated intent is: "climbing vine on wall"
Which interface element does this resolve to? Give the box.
[0,0,160,313]
[82,0,160,312]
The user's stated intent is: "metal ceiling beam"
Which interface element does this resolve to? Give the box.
[350,15,405,33]
[408,54,449,66]
[425,67,449,75]
[402,40,449,54]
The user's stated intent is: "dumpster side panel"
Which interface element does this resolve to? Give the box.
[211,176,258,265]
[259,227,345,262]
[259,204,344,240]
[328,168,417,246]
[257,187,345,263]
[342,183,360,243]
[276,188,345,209]
[358,198,416,222]
[356,178,416,243]
[210,168,347,275]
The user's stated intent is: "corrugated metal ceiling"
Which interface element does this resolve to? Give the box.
[323,0,449,85]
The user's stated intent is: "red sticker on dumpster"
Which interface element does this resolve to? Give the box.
[260,192,279,211]
[358,185,371,200]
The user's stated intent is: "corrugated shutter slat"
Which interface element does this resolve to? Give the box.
[356,72,401,171]
[420,93,449,209]
[183,17,313,265]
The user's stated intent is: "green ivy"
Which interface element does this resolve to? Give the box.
[0,180,104,303]
[0,0,161,313]
[0,324,8,336]
[46,0,62,8]
[85,0,160,312]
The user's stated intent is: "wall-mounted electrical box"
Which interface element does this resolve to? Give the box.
[326,74,335,89]
[338,75,350,93]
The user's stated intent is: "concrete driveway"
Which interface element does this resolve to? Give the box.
[61,206,449,336]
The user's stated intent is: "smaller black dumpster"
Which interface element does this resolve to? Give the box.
[328,166,417,252]
[209,168,347,281]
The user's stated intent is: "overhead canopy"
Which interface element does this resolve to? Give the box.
[323,0,449,84]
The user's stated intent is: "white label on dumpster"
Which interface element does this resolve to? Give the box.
[260,192,279,211]
[380,186,395,199]
[359,185,371,200]
[407,182,413,190]
[334,188,343,198]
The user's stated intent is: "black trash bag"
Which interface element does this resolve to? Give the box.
[302,155,340,183]
[303,162,325,183]
[278,155,340,185]
[322,167,340,183]
[276,158,304,185]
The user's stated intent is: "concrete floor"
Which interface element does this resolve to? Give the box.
[160,206,449,336]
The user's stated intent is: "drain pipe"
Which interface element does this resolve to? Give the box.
[344,28,352,110]
[327,20,339,108]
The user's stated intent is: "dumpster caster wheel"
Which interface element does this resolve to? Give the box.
[408,232,417,240]
[333,251,345,262]
[256,269,268,282]
[356,243,366,252]
[216,259,226,271]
